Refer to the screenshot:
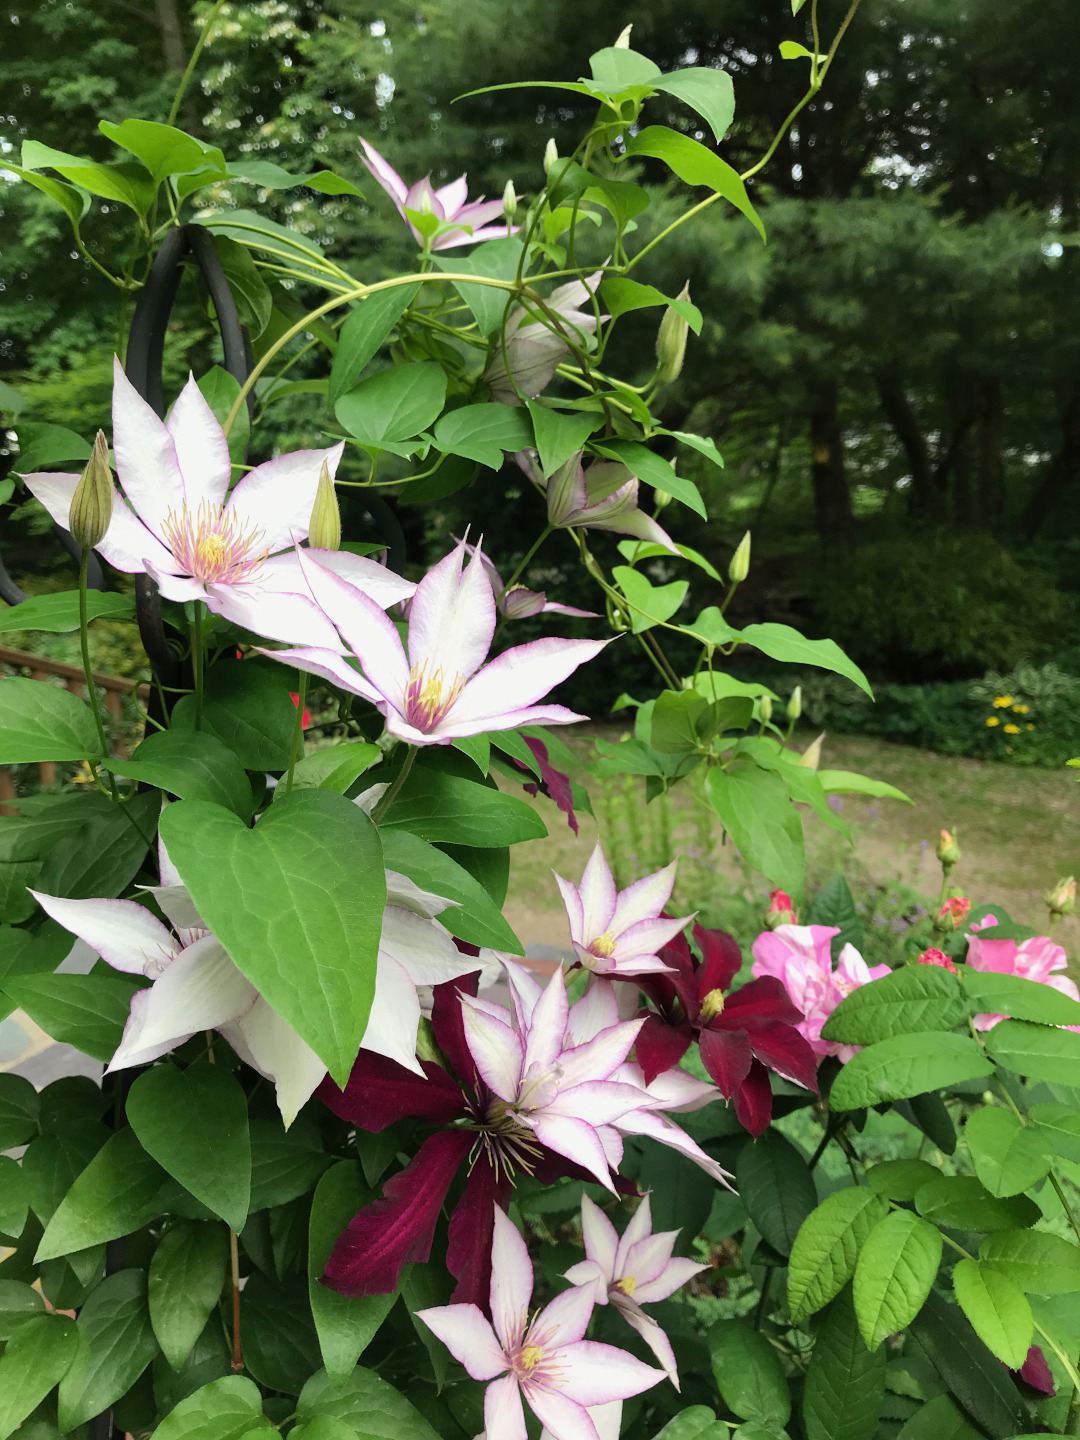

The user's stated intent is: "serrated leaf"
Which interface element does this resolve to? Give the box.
[984,1018,1080,1085]
[852,1210,942,1350]
[822,966,967,1046]
[952,1259,1032,1369]
[979,1228,1080,1294]
[914,1174,1039,1233]
[788,1186,890,1322]
[828,1033,992,1110]
[708,1319,791,1428]
[965,1106,1053,1198]
[803,1289,886,1440]
[961,969,1080,1028]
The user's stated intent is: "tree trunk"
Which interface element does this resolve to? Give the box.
[874,364,935,516]
[808,378,853,545]
[1018,379,1080,539]
[155,0,187,73]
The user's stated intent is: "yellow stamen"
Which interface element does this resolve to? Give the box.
[588,931,616,959]
[519,1345,544,1375]
[699,988,725,1022]
[614,1275,636,1297]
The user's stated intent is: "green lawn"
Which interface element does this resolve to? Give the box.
[502,730,1080,971]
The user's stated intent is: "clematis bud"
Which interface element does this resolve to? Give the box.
[915,947,958,975]
[614,22,633,47]
[655,282,691,386]
[729,530,751,584]
[653,489,672,510]
[417,188,434,215]
[759,695,773,725]
[764,888,796,929]
[1045,876,1076,919]
[544,138,559,175]
[68,429,113,550]
[502,179,517,223]
[799,732,825,770]
[787,686,802,722]
[936,828,961,869]
[308,460,341,550]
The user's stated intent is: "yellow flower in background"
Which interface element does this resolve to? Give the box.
[1013,703,1030,714]
[1004,723,1020,734]
[993,695,1013,708]
[1027,723,1035,730]
[986,716,1000,727]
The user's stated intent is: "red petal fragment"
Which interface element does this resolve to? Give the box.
[317,1049,465,1131]
[432,968,482,1084]
[446,1160,512,1312]
[635,1013,693,1085]
[721,975,804,1028]
[698,1025,753,1098]
[694,922,743,997]
[732,1059,774,1136]
[524,736,579,836]
[746,1021,821,1094]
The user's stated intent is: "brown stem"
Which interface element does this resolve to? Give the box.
[230,1228,242,1371]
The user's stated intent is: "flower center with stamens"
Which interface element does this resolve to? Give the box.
[699,988,725,1022]
[161,501,268,586]
[402,661,464,733]
[465,1098,544,1181]
[614,1275,636,1297]
[518,1345,544,1376]
[587,930,616,960]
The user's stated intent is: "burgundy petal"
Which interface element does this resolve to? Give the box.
[1018,1345,1055,1395]
[524,735,579,836]
[698,1026,753,1098]
[639,932,695,1019]
[694,923,743,996]
[432,968,482,1084]
[745,1021,821,1094]
[733,1059,774,1136]
[322,1129,473,1296]
[318,1049,465,1131]
[721,975,804,1029]
[446,1159,512,1311]
[636,1013,693,1085]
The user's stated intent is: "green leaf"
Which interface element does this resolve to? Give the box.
[901,1090,959,1156]
[788,1186,890,1322]
[612,565,689,633]
[0,1279,44,1339]
[852,1210,942,1350]
[828,1033,992,1110]
[248,1114,332,1212]
[692,672,779,704]
[379,829,524,953]
[951,1259,1032,1369]
[99,119,213,185]
[379,766,546,847]
[148,1223,229,1371]
[600,277,703,331]
[335,362,446,448]
[202,211,332,290]
[596,438,706,516]
[0,591,135,634]
[909,1288,1028,1440]
[1031,1102,1080,1164]
[108,728,253,820]
[329,284,421,406]
[622,126,765,240]
[617,537,722,581]
[11,420,91,473]
[432,403,533,469]
[965,1106,1053,1198]
[295,1367,441,1440]
[148,1376,268,1440]
[225,157,361,196]
[526,403,601,477]
[195,366,250,465]
[0,1314,80,1440]
[894,1394,985,1440]
[33,788,158,899]
[961,970,1080,1028]
[984,1018,1080,1085]
[815,770,913,803]
[736,624,872,697]
[431,237,523,336]
[804,874,863,958]
[209,237,273,340]
[821,966,967,1046]
[127,1064,251,1230]
[284,741,381,797]
[649,1410,726,1440]
[650,689,711,754]
[36,1127,174,1261]
[651,67,736,144]
[780,40,815,60]
[309,1162,395,1384]
[171,660,298,770]
[2,972,142,1063]
[0,1072,40,1148]
[708,1319,791,1428]
[802,1289,887,1440]
[0,677,104,761]
[705,764,805,900]
[979,1228,1080,1294]
[589,45,662,88]
[160,791,385,1086]
[21,140,155,214]
[736,1131,817,1256]
[865,1160,942,1202]
[914,1174,1039,1233]
[57,1268,158,1429]
[5,165,88,230]
[0,1155,29,1237]
[239,1270,321,1395]
[735,736,850,839]
[663,427,726,470]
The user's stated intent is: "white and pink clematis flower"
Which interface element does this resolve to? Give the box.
[359,137,515,250]
[564,1194,706,1387]
[750,924,890,1063]
[31,839,472,1124]
[966,915,1080,1030]
[417,1205,664,1440]
[19,359,414,647]
[517,449,680,554]
[260,537,608,745]
[554,844,693,979]
[486,276,604,404]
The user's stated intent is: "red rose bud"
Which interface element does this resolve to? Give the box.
[1044,876,1076,919]
[938,895,971,929]
[936,827,961,869]
[916,947,958,975]
[764,888,796,929]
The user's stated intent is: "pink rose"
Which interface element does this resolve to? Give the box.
[966,923,1078,1030]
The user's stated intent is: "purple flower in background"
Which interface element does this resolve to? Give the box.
[359,137,515,249]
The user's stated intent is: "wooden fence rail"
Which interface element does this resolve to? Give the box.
[0,646,149,811]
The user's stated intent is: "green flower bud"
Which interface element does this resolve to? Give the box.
[69,430,113,550]
[1045,876,1076,918]
[936,828,961,868]
[614,23,633,47]
[308,460,341,551]
[787,685,802,722]
[502,179,517,223]
[544,138,559,175]
[653,489,672,511]
[655,282,691,386]
[759,695,773,724]
[728,530,751,584]
[418,188,434,215]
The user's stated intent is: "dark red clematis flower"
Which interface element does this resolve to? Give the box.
[517,735,579,835]
[634,923,819,1137]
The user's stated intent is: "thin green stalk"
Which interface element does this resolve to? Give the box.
[167,0,228,125]
[372,746,418,824]
[78,550,115,789]
[1049,1170,1080,1248]
[498,526,553,601]
[191,606,205,730]
[285,672,308,793]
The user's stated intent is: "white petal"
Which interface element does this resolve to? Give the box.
[440,637,610,729]
[224,442,345,553]
[435,173,469,217]
[406,537,496,683]
[111,356,185,540]
[577,845,617,943]
[563,1258,607,1300]
[633,1256,708,1305]
[379,906,467,987]
[609,863,676,937]
[530,1114,615,1191]
[358,137,409,206]
[140,884,204,935]
[611,1299,680,1388]
[546,1080,656,1127]
[145,561,209,604]
[491,1205,534,1351]
[109,935,256,1068]
[30,890,173,975]
[614,1194,654,1277]
[620,1229,674,1289]
[420,702,591,743]
[503,958,544,1032]
[533,1284,595,1346]
[166,373,232,512]
[21,469,178,577]
[384,871,453,918]
[225,995,327,1127]
[485,1374,528,1440]
[525,1385,599,1440]
[415,1304,507,1381]
[354,953,423,1074]
[523,969,569,1074]
[206,578,346,650]
[610,915,693,966]
[567,981,620,1046]
[295,548,410,702]
[554,871,585,945]
[558,1339,665,1405]
[461,996,524,1102]
[579,1195,618,1280]
[614,1110,734,1188]
[558,1021,644,1089]
[256,645,382,704]
[312,547,416,608]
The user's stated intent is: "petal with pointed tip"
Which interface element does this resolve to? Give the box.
[225,442,344,553]
[745,1021,820,1093]
[558,1021,644,1090]
[440,636,610,728]
[613,1108,734,1185]
[434,173,469,216]
[256,645,381,704]
[567,980,620,1045]
[461,996,524,1101]
[166,373,232,511]
[296,547,410,698]
[207,581,345,650]
[610,915,692,965]
[557,1339,666,1404]
[635,1015,693,1086]
[534,1284,595,1346]
[577,844,618,942]
[609,864,676,935]
[111,357,184,539]
[310,547,416,608]
[523,969,570,1075]
[698,1026,753,1097]
[611,1298,680,1387]
[579,1194,618,1279]
[490,1204,534,1349]
[317,1049,464,1132]
[415,1303,506,1380]
[407,537,496,682]
[525,1386,600,1440]
[224,996,326,1126]
[633,1255,708,1305]
[358,137,408,205]
[447,1158,511,1310]
[733,1059,773,1137]
[29,890,173,975]
[486,1375,528,1440]
[530,1114,615,1190]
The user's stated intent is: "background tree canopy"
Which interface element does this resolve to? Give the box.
[3,0,1079,691]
